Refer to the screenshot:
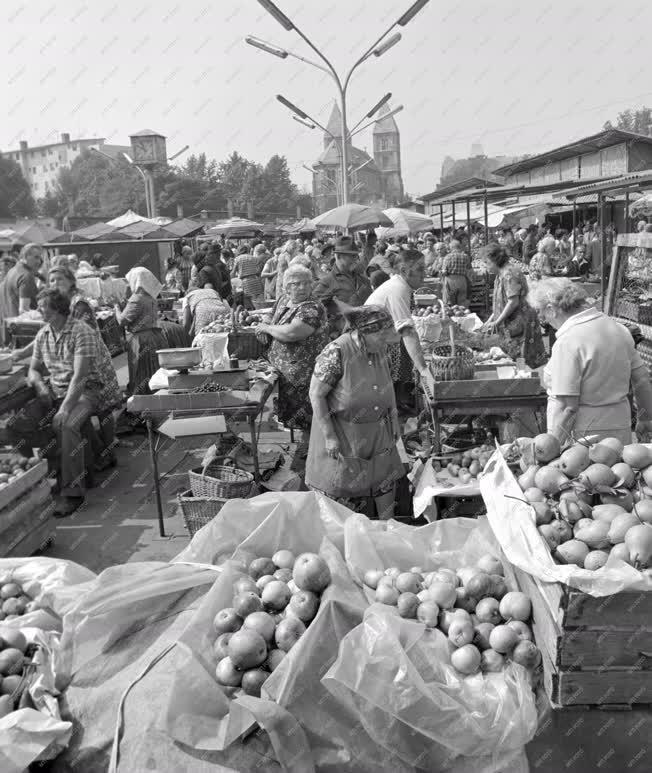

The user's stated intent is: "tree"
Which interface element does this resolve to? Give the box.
[604,107,652,136]
[216,152,260,211]
[0,155,35,218]
[180,152,217,184]
[257,155,298,215]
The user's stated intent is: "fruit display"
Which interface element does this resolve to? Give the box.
[412,306,441,319]
[363,556,540,676]
[513,434,652,569]
[474,347,512,365]
[445,304,472,318]
[430,444,494,485]
[212,551,332,696]
[199,311,232,334]
[0,453,41,491]
[0,628,37,715]
[0,572,39,621]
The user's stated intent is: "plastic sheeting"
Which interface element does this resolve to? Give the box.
[480,449,652,596]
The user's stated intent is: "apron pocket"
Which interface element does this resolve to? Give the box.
[334,450,392,498]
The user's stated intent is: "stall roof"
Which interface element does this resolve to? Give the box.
[52,222,127,243]
[431,176,612,205]
[420,178,501,202]
[162,218,205,237]
[116,221,179,239]
[493,129,652,177]
[552,170,652,199]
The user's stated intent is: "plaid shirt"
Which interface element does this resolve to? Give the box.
[32,317,100,399]
[442,250,471,277]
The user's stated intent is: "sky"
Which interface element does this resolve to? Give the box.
[3,0,652,198]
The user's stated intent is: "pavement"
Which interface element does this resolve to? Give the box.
[40,352,298,573]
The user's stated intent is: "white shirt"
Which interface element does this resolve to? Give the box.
[365,274,414,333]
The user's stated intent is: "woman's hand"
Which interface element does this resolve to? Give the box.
[324,436,340,459]
[636,419,652,443]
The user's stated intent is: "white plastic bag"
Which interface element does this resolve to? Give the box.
[191,331,229,369]
[480,449,652,595]
[0,628,73,773]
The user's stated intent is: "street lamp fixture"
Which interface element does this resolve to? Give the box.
[365,92,392,119]
[397,0,430,26]
[276,94,309,120]
[292,115,316,130]
[168,145,190,162]
[245,36,288,58]
[373,33,402,57]
[350,105,404,139]
[251,0,430,203]
[257,0,294,30]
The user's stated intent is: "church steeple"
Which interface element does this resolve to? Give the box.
[372,103,404,205]
[324,102,342,148]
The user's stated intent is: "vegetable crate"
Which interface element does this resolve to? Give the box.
[615,299,652,325]
[513,566,652,707]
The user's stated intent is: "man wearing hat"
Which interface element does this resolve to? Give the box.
[313,236,371,337]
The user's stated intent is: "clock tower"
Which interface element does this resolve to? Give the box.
[129,129,167,167]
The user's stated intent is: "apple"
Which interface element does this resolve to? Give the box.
[249,557,277,581]
[228,629,268,670]
[511,640,541,669]
[215,656,242,687]
[241,668,268,697]
[265,648,286,672]
[507,620,533,641]
[481,649,505,672]
[363,569,385,589]
[272,549,295,570]
[416,600,440,627]
[292,553,331,593]
[242,611,276,643]
[439,608,471,634]
[397,592,420,618]
[475,597,502,625]
[261,580,291,612]
[213,608,243,635]
[384,567,401,579]
[375,584,399,605]
[275,617,306,652]
[256,574,276,591]
[476,556,504,576]
[212,632,233,661]
[273,568,293,583]
[433,568,459,587]
[473,622,495,651]
[395,572,422,594]
[233,591,264,619]
[448,618,474,647]
[287,590,320,623]
[454,587,477,613]
[234,577,260,596]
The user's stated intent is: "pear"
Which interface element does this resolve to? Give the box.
[589,442,621,468]
[533,434,561,464]
[559,445,591,477]
[517,465,539,492]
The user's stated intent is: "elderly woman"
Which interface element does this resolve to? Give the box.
[528,278,652,444]
[261,248,280,300]
[483,243,546,368]
[528,241,554,281]
[114,267,167,396]
[257,264,328,430]
[306,305,403,519]
[275,239,301,299]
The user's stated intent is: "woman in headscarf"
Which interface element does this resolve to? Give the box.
[114,267,167,396]
[275,239,300,300]
[305,304,404,520]
[256,264,328,431]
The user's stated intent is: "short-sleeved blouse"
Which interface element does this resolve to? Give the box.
[268,299,329,382]
[121,292,160,333]
[493,261,527,315]
[314,341,344,386]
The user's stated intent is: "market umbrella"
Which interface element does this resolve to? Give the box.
[11,221,65,244]
[163,218,205,237]
[206,217,265,238]
[285,217,317,236]
[310,203,392,232]
[380,208,434,236]
[106,209,152,227]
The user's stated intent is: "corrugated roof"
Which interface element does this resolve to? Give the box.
[430,176,612,205]
[552,170,652,199]
[493,129,652,177]
[421,177,500,202]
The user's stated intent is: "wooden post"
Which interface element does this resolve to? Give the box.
[599,193,606,311]
[452,201,456,232]
[466,199,472,259]
[440,204,444,237]
[572,200,577,246]
[624,190,630,233]
[484,192,489,245]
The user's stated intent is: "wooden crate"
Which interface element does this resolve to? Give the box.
[513,566,652,707]
[0,480,54,558]
[432,373,544,399]
[0,458,48,512]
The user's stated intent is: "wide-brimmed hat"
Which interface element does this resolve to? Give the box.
[333,235,358,255]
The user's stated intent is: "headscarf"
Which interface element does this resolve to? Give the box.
[126,266,162,298]
[76,260,97,277]
[253,244,267,257]
[51,255,70,270]
[339,303,393,334]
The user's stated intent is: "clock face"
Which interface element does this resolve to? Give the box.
[132,138,155,163]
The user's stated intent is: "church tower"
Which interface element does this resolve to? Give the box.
[373,103,404,205]
[324,102,342,148]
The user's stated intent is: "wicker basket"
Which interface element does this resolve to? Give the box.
[177,490,227,537]
[189,462,253,498]
[228,330,267,361]
[430,343,475,382]
[157,298,174,311]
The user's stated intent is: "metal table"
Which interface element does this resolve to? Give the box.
[127,376,277,537]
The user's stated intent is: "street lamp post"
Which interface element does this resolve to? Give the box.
[249,0,429,203]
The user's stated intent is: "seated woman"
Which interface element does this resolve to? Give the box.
[183,267,231,335]
[305,305,404,520]
[528,278,652,444]
[256,264,328,431]
[528,242,554,280]
[114,268,167,397]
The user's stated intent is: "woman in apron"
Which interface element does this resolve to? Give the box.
[305,304,404,520]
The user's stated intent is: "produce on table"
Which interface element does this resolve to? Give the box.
[0,453,41,490]
[0,572,39,621]
[199,306,263,334]
[363,557,540,677]
[0,628,36,714]
[212,551,332,696]
[513,433,652,569]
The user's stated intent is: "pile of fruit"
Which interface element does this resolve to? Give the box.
[0,453,41,490]
[513,434,652,569]
[200,307,262,335]
[432,445,495,485]
[445,304,471,318]
[363,556,540,676]
[192,382,228,394]
[0,629,36,717]
[412,306,441,319]
[212,551,331,696]
[0,574,38,621]
[199,312,232,334]
[474,347,511,365]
